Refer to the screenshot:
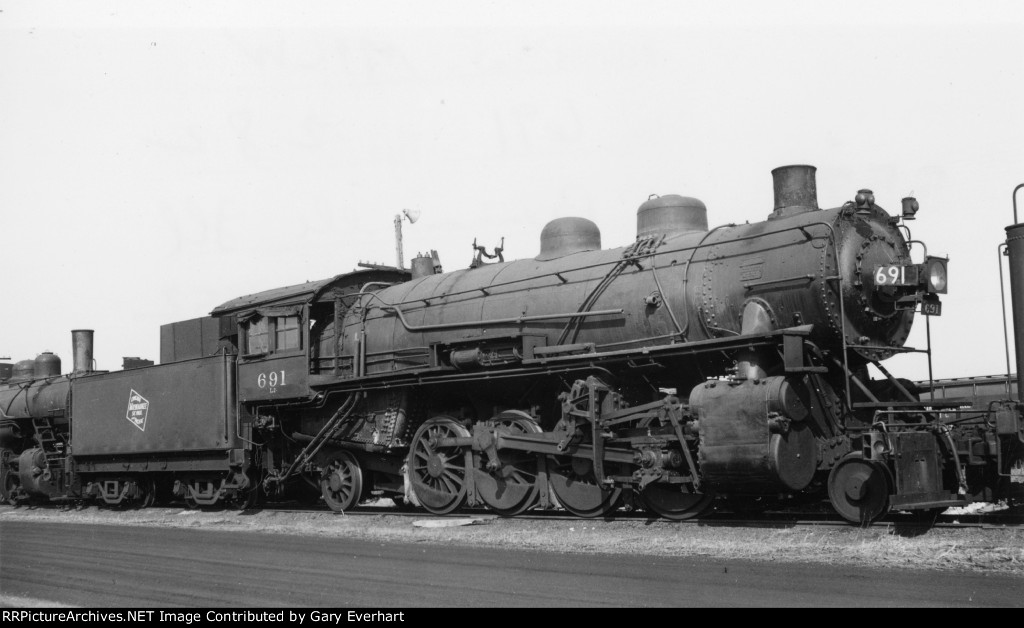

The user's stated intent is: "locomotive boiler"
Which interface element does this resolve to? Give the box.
[2,164,1022,524]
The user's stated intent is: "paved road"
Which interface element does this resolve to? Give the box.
[0,521,1019,607]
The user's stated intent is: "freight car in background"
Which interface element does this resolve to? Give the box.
[2,165,1022,523]
[919,374,1018,410]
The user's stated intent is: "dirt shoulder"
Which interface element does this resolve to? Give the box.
[2,504,1022,576]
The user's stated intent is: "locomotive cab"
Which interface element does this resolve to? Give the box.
[211,268,410,403]
[212,282,320,403]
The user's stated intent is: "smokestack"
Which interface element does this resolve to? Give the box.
[72,329,94,374]
[770,165,819,220]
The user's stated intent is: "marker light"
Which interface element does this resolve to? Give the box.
[923,256,948,294]
[901,197,919,220]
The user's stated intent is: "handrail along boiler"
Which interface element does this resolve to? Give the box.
[1,165,1022,522]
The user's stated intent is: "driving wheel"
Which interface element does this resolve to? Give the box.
[640,483,714,521]
[473,411,543,516]
[407,416,471,515]
[547,455,623,518]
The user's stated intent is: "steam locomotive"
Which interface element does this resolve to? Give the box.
[2,165,1022,523]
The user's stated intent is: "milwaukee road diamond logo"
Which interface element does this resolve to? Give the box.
[126,389,149,432]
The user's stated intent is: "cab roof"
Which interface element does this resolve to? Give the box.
[210,268,410,318]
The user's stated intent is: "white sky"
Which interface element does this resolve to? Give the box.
[1,0,1023,381]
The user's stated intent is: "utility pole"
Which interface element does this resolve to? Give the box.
[394,208,421,269]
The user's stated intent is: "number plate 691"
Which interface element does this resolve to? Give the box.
[874,265,918,287]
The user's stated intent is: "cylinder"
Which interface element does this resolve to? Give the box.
[0,423,22,448]
[1005,223,1024,401]
[770,165,819,220]
[17,448,61,498]
[33,352,61,378]
[637,195,708,239]
[689,377,815,492]
[72,329,94,374]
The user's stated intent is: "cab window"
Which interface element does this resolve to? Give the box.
[246,317,269,354]
[275,315,300,351]
[243,314,302,355]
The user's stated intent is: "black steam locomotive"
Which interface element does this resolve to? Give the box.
[2,165,1022,523]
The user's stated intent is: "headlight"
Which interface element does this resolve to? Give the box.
[923,256,948,294]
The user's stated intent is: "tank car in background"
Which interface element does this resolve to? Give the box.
[2,164,1022,523]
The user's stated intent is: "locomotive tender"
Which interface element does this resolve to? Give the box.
[2,165,1022,523]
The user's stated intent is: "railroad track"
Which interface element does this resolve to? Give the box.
[297,505,1024,529]
[3,501,1020,529]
